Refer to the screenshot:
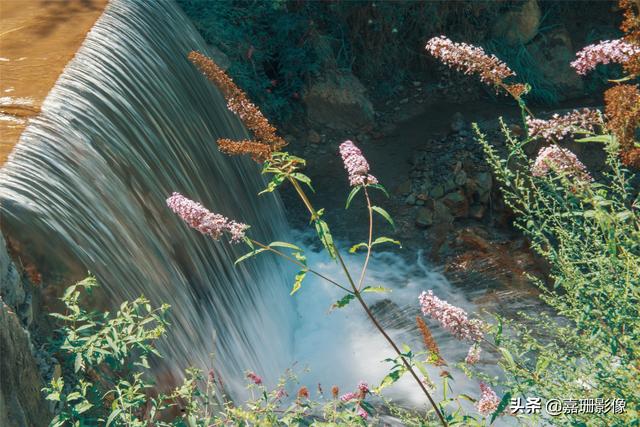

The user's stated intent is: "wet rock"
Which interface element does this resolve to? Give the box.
[470,204,486,219]
[430,184,445,199]
[476,172,492,192]
[527,27,584,100]
[442,190,469,218]
[405,194,417,205]
[433,200,454,225]
[396,180,412,195]
[454,169,467,186]
[444,177,457,193]
[416,207,434,228]
[304,72,375,130]
[308,129,322,144]
[399,98,409,104]
[450,112,466,133]
[492,0,541,45]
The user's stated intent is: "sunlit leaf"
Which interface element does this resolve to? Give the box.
[234,248,267,265]
[362,286,391,293]
[332,293,355,309]
[345,186,362,209]
[371,237,401,248]
[290,270,307,295]
[371,206,395,229]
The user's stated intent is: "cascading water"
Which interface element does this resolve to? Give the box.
[0,0,295,396]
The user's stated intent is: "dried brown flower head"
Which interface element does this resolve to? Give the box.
[188,51,286,162]
[331,385,339,399]
[604,84,640,166]
[621,0,640,74]
[621,147,640,168]
[416,316,446,366]
[297,386,310,399]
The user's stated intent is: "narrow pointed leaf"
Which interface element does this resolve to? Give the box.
[371,206,395,229]
[345,186,362,209]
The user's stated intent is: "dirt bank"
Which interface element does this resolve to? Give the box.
[0,0,107,165]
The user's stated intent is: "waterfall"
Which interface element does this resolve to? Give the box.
[0,0,294,395]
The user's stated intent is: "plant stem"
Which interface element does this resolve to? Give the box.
[356,187,374,292]
[249,239,352,294]
[286,176,448,426]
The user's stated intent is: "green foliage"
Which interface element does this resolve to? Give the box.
[472,118,640,426]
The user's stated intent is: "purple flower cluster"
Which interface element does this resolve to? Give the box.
[166,192,248,243]
[531,145,592,182]
[571,39,640,75]
[340,392,358,402]
[425,35,515,87]
[246,371,262,385]
[465,344,482,365]
[476,383,500,415]
[419,290,484,342]
[526,109,603,142]
[339,140,378,187]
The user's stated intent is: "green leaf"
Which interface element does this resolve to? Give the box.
[267,241,302,251]
[234,248,267,266]
[499,348,516,369]
[332,293,355,309]
[315,219,337,259]
[74,354,83,373]
[490,391,512,424]
[575,135,612,144]
[290,270,307,296]
[345,186,362,209]
[291,173,314,192]
[259,173,285,195]
[371,206,395,229]
[349,242,368,253]
[362,286,391,293]
[369,183,389,197]
[106,409,122,427]
[371,237,401,248]
[74,400,93,414]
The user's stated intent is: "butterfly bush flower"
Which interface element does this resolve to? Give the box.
[419,290,484,342]
[246,371,262,385]
[339,140,378,186]
[167,192,248,243]
[356,405,368,419]
[571,39,640,75]
[531,145,592,182]
[425,35,516,90]
[526,109,604,141]
[340,392,358,402]
[476,383,500,415]
[465,344,482,365]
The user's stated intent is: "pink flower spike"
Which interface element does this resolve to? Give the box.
[571,39,640,75]
[526,108,603,142]
[419,290,484,342]
[531,145,592,182]
[465,344,481,365]
[166,192,248,243]
[425,35,515,89]
[339,140,378,187]
[357,381,369,394]
[356,405,368,419]
[340,392,358,402]
[476,383,500,415]
[246,371,262,385]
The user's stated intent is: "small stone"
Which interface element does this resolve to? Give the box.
[444,178,457,193]
[416,199,425,206]
[415,207,433,228]
[412,81,422,87]
[470,204,485,219]
[433,201,454,224]
[399,98,409,104]
[454,170,467,186]
[430,184,444,199]
[450,112,466,133]
[308,130,321,144]
[442,191,469,218]
[396,180,412,195]
[405,194,417,205]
